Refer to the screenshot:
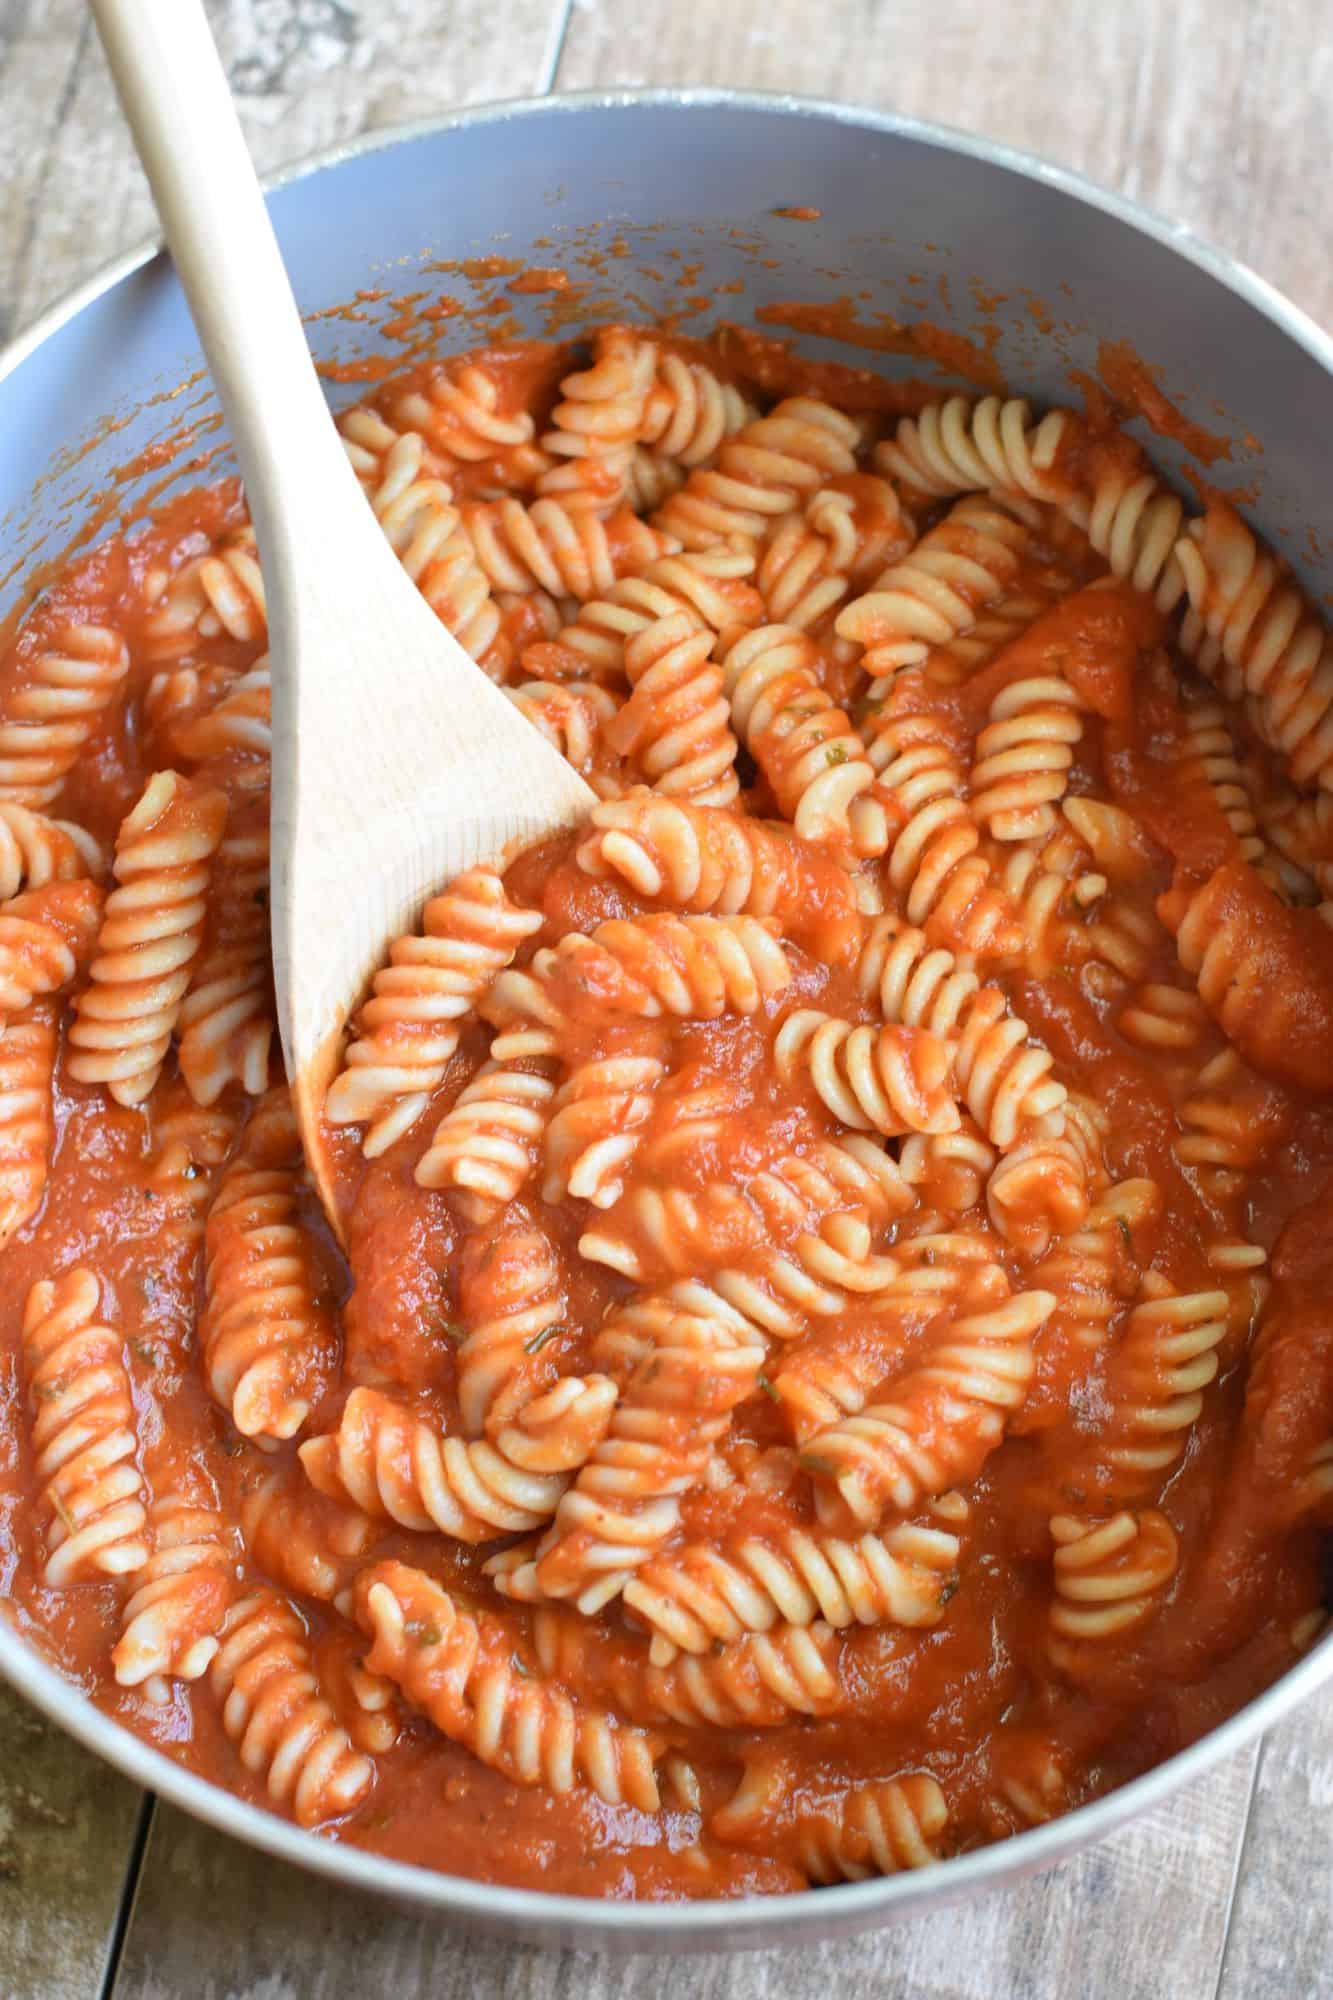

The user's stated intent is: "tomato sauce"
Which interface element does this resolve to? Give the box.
[0,326,1329,1902]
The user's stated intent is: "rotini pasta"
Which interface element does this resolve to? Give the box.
[653,397,861,550]
[0,1000,56,1246]
[210,1589,375,1827]
[113,1490,238,1699]
[67,771,227,1106]
[876,395,1071,505]
[326,867,542,1154]
[201,1092,339,1447]
[5,324,1333,1902]
[22,1268,149,1583]
[835,494,1031,678]
[0,624,129,805]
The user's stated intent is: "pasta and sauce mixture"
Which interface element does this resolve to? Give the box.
[1,327,1332,1899]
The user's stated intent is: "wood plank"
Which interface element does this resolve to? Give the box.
[0,1680,146,2000]
[0,0,569,341]
[1215,1677,1333,1999]
[1,1,1325,1994]
[554,0,1333,330]
[110,1749,1256,2000]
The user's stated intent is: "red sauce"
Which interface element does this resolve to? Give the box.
[1096,340,1232,465]
[755,298,1006,391]
[0,323,1328,1904]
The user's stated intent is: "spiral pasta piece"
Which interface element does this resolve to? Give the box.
[300,1380,616,1542]
[1086,1281,1228,1502]
[793,1774,949,1882]
[836,495,1031,679]
[0,804,102,901]
[1062,796,1159,886]
[529,1291,766,1611]
[866,712,1024,960]
[1030,1186,1150,1359]
[353,429,503,669]
[1175,1048,1285,1200]
[803,1288,1052,1528]
[144,531,267,656]
[316,1629,403,1754]
[857,915,1066,1146]
[357,1561,664,1808]
[921,580,1074,687]
[532,1603,844,1725]
[536,329,658,512]
[461,496,676,602]
[113,1493,238,1698]
[775,1009,959,1137]
[67,771,226,1106]
[504,680,621,792]
[0,624,129,806]
[325,868,542,1155]
[605,612,739,804]
[1176,503,1333,789]
[210,1590,374,1827]
[756,477,909,631]
[985,1093,1105,1257]
[22,1268,149,1584]
[145,1095,238,1251]
[771,1252,1005,1438]
[1072,463,1187,612]
[653,398,861,550]
[240,1460,377,1603]
[414,1055,557,1217]
[1260,790,1333,901]
[1048,1510,1179,1644]
[201,1093,339,1447]
[579,1160,905,1333]
[0,878,102,1026]
[0,1001,56,1248]
[521,547,764,688]
[623,1509,963,1654]
[511,912,792,1025]
[384,364,544,478]
[1117,981,1211,1054]
[1163,860,1333,1093]
[589,1135,912,1288]
[171,662,272,763]
[542,1051,666,1207]
[453,1216,568,1435]
[876,396,1071,504]
[719,624,890,852]
[626,447,686,514]
[177,810,273,1105]
[575,791,862,962]
[969,675,1086,843]
[639,349,756,466]
[1177,700,1270,871]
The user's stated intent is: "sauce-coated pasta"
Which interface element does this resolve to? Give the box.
[1,328,1331,1899]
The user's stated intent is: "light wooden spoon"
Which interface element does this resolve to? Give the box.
[92,0,595,1220]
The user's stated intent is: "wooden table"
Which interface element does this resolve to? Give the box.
[1,2,1330,1993]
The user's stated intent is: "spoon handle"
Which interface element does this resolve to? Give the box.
[90,0,368,590]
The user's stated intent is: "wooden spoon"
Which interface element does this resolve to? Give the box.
[91,0,594,1220]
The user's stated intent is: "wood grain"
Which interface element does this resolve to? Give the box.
[109,1748,1258,2000]
[0,2,1329,1996]
[554,0,1333,330]
[0,0,565,342]
[1216,1681,1333,1998]
[0,1680,146,2000]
